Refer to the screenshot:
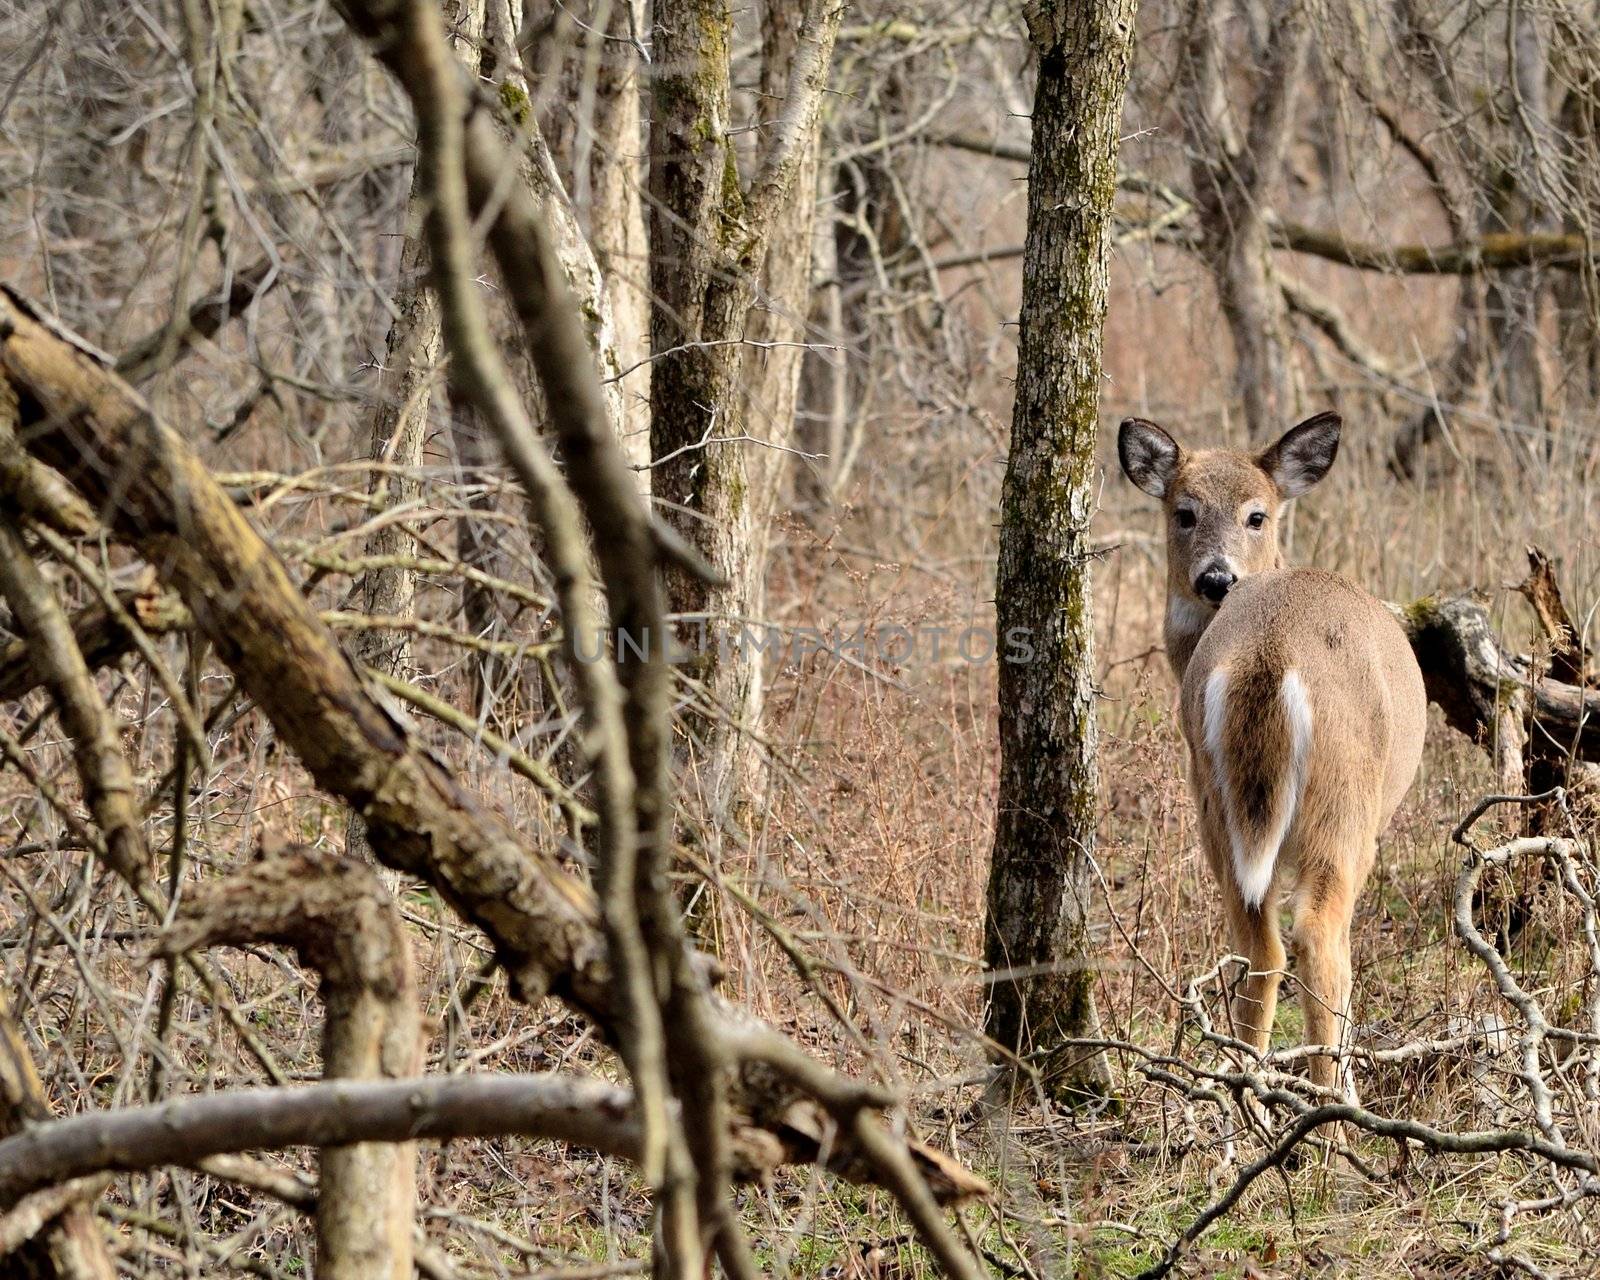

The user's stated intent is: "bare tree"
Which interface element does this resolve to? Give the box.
[1178,0,1312,441]
[983,0,1137,1104]
[648,0,842,820]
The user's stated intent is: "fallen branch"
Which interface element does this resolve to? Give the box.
[1119,807,1600,1279]
[1270,220,1591,275]
[0,1075,642,1211]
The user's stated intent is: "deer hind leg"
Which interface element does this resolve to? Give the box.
[1291,872,1360,1094]
[1223,890,1286,1056]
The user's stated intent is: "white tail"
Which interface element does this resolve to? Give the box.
[1202,667,1314,911]
[1119,412,1427,1089]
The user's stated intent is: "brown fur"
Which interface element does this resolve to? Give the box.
[1119,414,1427,1091]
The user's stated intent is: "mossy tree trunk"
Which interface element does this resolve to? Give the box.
[982,0,1136,1105]
[648,0,840,826]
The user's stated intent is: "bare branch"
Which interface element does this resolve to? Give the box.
[0,1074,642,1211]
[161,849,423,1280]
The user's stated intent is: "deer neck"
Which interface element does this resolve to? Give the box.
[1163,593,1213,683]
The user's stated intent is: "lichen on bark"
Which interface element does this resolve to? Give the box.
[982,0,1138,1107]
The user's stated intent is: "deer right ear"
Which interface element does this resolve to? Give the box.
[1118,418,1182,498]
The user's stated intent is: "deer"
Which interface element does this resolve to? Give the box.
[1117,411,1427,1093]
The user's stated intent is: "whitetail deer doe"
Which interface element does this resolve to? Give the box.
[1118,412,1426,1090]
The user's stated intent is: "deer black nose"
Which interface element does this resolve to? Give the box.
[1195,568,1236,603]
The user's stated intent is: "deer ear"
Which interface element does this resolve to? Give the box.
[1118,418,1182,498]
[1259,411,1341,497]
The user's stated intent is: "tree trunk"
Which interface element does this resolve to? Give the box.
[982,0,1136,1105]
[1179,0,1310,441]
[648,0,840,824]
[1484,3,1558,462]
[491,2,640,469]
[162,851,422,1280]
[1553,33,1600,420]
[580,1,653,482]
[795,142,904,508]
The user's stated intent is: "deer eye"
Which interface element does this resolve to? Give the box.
[1245,510,1266,530]
[1175,508,1197,530]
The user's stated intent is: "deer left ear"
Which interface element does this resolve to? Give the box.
[1258,411,1341,497]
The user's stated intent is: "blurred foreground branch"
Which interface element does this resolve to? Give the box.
[0,1075,642,1211]
[160,849,423,1280]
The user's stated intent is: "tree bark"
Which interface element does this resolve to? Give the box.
[648,0,840,822]
[1179,0,1310,441]
[982,0,1136,1104]
[1396,593,1600,768]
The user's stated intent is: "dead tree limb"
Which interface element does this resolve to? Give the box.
[0,507,288,1082]
[114,255,279,385]
[385,4,698,1264]
[1518,545,1592,687]
[0,1075,642,1212]
[0,283,598,1006]
[0,383,95,540]
[1271,221,1593,274]
[0,514,154,888]
[159,849,423,1280]
[1396,593,1600,765]
[0,579,189,702]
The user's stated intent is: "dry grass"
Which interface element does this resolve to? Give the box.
[3,291,1597,1277]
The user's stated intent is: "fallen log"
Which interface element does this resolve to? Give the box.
[1395,593,1600,767]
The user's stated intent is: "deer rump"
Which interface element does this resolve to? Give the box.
[1178,568,1421,917]
[1197,658,1314,910]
